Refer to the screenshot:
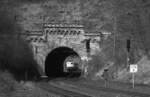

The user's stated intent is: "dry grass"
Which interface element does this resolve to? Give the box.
[0,71,60,97]
[117,56,150,84]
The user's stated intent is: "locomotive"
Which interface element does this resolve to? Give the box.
[63,55,82,77]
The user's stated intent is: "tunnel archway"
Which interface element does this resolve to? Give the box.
[45,47,81,78]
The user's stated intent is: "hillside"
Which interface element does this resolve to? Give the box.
[0,0,150,84]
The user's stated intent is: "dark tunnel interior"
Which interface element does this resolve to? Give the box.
[45,47,81,78]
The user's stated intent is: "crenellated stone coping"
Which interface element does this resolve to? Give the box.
[84,33,101,37]
[43,23,84,28]
[21,31,43,36]
[85,31,112,36]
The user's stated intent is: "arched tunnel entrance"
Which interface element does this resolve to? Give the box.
[45,47,82,78]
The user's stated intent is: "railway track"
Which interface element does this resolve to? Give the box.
[36,82,92,97]
[60,79,150,97]
[36,77,150,97]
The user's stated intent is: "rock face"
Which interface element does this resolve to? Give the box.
[1,0,150,81]
[14,1,103,76]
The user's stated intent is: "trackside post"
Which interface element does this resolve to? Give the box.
[129,64,138,88]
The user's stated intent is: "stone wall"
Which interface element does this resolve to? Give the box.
[21,23,101,75]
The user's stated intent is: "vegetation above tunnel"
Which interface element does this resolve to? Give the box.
[1,0,150,82]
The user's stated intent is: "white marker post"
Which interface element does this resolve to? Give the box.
[130,64,138,88]
[133,72,135,88]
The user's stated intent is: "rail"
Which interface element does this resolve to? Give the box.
[36,82,92,97]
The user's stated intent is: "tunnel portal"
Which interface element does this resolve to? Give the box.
[45,47,82,78]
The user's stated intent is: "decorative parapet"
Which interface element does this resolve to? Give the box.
[21,31,46,43]
[43,23,84,40]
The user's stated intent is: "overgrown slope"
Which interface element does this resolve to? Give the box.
[1,0,150,83]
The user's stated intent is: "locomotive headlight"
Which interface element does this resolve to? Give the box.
[66,61,74,68]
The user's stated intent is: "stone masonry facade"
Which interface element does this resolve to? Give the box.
[22,23,101,75]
